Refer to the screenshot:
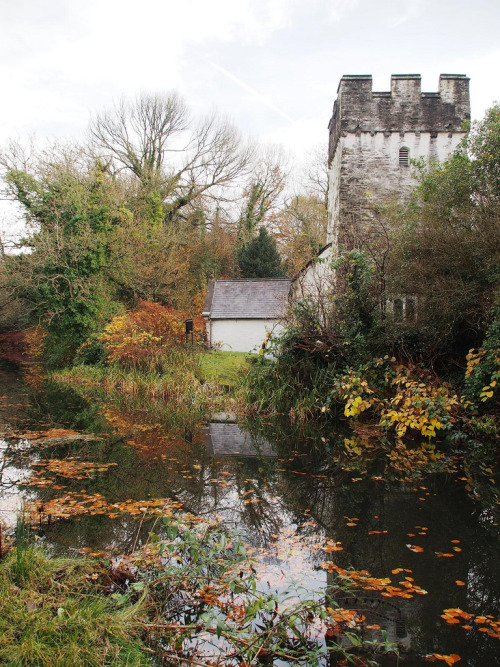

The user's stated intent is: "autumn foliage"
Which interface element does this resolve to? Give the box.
[98,301,205,369]
[331,360,461,440]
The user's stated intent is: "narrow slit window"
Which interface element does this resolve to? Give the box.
[399,147,410,166]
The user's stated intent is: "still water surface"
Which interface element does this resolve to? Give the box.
[0,360,498,665]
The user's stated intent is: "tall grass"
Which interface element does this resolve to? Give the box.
[53,348,247,414]
[243,354,338,421]
[0,547,149,666]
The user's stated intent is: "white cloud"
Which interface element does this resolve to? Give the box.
[0,0,498,159]
[208,61,295,123]
[390,0,425,28]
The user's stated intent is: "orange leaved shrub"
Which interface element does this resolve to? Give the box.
[99,301,205,369]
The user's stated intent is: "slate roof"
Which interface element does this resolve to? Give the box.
[203,279,292,319]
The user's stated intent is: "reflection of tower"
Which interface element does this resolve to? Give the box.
[326,74,470,251]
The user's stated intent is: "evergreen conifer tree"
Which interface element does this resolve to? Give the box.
[237,227,285,278]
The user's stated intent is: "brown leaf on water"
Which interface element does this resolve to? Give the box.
[322,541,343,553]
[427,655,460,666]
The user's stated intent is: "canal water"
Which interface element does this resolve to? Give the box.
[0,359,498,665]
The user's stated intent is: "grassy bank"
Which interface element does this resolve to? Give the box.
[0,545,149,666]
[53,349,252,413]
[198,350,252,387]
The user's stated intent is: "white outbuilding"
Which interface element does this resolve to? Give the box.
[202,279,292,353]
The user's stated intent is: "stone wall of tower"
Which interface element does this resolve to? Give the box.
[326,74,470,248]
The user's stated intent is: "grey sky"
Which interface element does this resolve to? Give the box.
[1,0,499,160]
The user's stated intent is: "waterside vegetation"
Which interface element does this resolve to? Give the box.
[1,514,399,667]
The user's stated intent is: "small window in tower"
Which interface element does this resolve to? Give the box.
[399,147,410,166]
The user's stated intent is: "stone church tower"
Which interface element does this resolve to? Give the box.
[326,73,470,249]
[295,73,470,298]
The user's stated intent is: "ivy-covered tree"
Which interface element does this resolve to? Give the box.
[388,104,500,361]
[1,153,128,365]
[237,226,285,278]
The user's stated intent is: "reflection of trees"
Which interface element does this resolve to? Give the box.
[3,374,500,666]
[41,512,160,555]
[182,455,288,547]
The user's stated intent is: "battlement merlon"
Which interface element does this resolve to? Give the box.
[328,74,470,165]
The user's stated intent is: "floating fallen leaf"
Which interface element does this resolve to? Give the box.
[321,562,427,598]
[425,654,461,666]
[323,540,343,553]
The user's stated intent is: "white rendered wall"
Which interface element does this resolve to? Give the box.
[293,245,334,301]
[208,319,285,353]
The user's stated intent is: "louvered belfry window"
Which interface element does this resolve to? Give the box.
[399,147,409,166]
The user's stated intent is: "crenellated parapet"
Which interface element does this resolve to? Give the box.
[325,74,470,248]
[328,74,470,166]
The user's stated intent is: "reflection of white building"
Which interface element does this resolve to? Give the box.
[204,422,276,458]
[202,279,291,353]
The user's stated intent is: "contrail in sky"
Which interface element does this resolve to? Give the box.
[208,61,295,124]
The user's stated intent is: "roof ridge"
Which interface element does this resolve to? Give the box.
[214,278,292,282]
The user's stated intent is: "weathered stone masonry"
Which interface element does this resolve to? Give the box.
[326,74,470,248]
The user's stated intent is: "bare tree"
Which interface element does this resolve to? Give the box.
[89,93,188,181]
[88,93,253,222]
[303,145,329,208]
[237,145,289,241]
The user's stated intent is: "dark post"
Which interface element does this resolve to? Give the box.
[185,319,194,345]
